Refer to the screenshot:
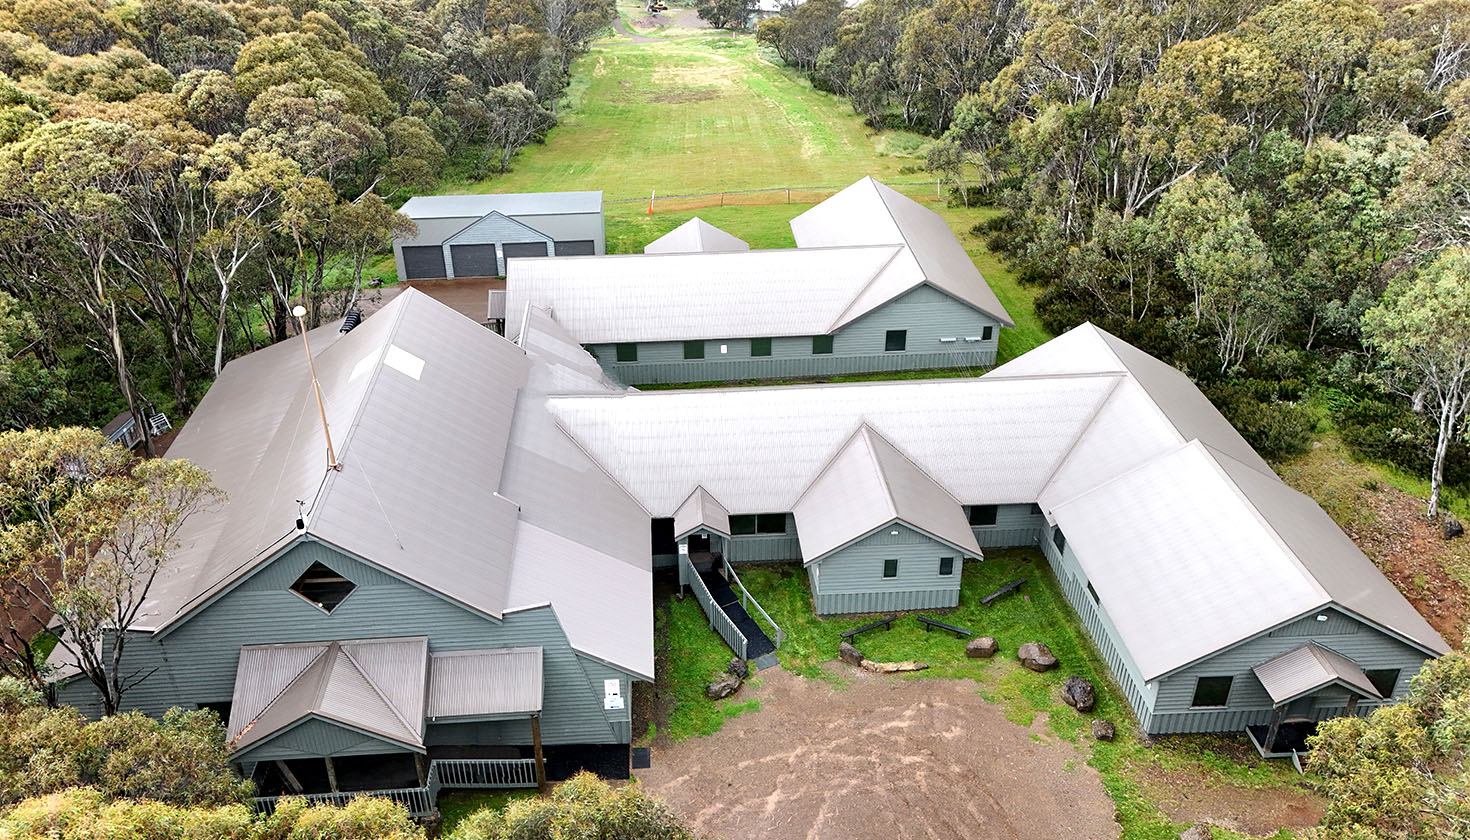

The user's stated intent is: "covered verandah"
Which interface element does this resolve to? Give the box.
[1245,642,1383,767]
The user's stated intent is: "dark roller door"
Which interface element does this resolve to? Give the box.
[502,241,549,259]
[554,240,596,256]
[401,245,446,279]
[450,243,498,277]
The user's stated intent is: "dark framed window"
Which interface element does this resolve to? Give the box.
[751,338,772,357]
[812,335,834,355]
[1052,527,1066,553]
[730,515,755,535]
[1365,669,1400,698]
[1086,581,1100,603]
[968,505,998,526]
[683,341,705,360]
[755,513,786,534]
[981,325,994,341]
[290,562,356,613]
[884,330,907,352]
[616,343,637,362]
[1191,676,1233,707]
[939,557,955,576]
[883,558,898,578]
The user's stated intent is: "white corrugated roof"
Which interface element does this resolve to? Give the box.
[645,218,750,254]
[793,425,980,563]
[427,647,543,719]
[1252,642,1382,705]
[399,191,602,219]
[674,486,731,539]
[505,246,902,343]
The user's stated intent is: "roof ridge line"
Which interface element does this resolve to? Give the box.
[788,421,876,513]
[1034,374,1127,505]
[232,643,331,742]
[858,425,902,522]
[825,245,908,332]
[311,642,339,711]
[339,644,421,738]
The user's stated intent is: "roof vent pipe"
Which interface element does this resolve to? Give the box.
[340,310,362,333]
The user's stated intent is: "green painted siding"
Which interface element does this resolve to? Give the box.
[967,503,1047,548]
[586,286,1002,385]
[726,514,800,563]
[235,718,412,763]
[57,540,632,748]
[810,523,965,615]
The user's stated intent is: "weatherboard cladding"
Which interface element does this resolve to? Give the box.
[968,503,1047,549]
[810,523,963,615]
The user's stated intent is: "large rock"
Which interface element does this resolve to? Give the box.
[1178,826,1211,840]
[1091,719,1116,741]
[728,657,749,679]
[1017,642,1058,672]
[705,675,741,700]
[1446,514,1464,540]
[1062,676,1096,712]
[965,637,999,658]
[860,659,929,673]
[839,641,865,667]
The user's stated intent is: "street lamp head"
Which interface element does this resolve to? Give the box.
[292,305,307,318]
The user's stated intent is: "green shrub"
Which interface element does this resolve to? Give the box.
[1206,383,1315,460]
[448,772,696,840]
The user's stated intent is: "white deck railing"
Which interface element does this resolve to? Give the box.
[681,553,748,660]
[725,563,785,650]
[252,757,538,819]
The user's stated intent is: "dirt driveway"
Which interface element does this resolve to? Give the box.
[635,667,1119,840]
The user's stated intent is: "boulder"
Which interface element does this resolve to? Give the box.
[1017,642,1058,672]
[728,657,749,679]
[1062,676,1097,712]
[1446,514,1464,540]
[1178,826,1212,840]
[860,659,930,673]
[1091,719,1116,741]
[965,637,999,658]
[839,641,865,667]
[705,675,741,700]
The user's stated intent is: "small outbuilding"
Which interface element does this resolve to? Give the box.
[394,191,605,281]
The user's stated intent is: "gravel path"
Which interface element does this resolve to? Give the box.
[636,667,1120,840]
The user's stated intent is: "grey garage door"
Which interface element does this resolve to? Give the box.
[502,241,549,259]
[554,240,596,256]
[402,245,446,279]
[450,243,498,277]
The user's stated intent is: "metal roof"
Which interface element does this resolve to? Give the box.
[505,246,903,343]
[792,425,980,563]
[644,218,750,254]
[427,647,543,719]
[673,485,731,539]
[1252,642,1383,705]
[790,177,1015,327]
[228,637,428,754]
[399,191,603,219]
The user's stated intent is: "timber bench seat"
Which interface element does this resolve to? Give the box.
[917,616,972,638]
[981,578,1026,607]
[841,615,898,640]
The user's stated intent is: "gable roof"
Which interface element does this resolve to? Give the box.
[790,177,1014,327]
[444,209,549,246]
[228,637,428,755]
[399,191,602,219]
[644,218,750,254]
[1252,642,1383,705]
[792,425,980,563]
[673,485,731,539]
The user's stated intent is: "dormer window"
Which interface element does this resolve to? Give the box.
[290,562,356,613]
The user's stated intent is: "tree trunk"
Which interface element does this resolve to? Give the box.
[1429,400,1452,521]
[107,299,154,458]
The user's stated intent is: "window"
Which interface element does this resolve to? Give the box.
[981,325,993,341]
[683,341,705,360]
[1191,676,1233,707]
[1365,668,1400,698]
[812,335,834,355]
[1052,527,1066,553]
[616,343,637,362]
[290,562,356,613]
[1086,581,1100,604]
[883,558,898,578]
[1029,503,1042,516]
[884,330,907,352]
[751,338,772,357]
[968,505,998,526]
[939,557,955,576]
[731,514,786,535]
[730,515,755,535]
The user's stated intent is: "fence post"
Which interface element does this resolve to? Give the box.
[786,188,791,203]
[720,192,724,207]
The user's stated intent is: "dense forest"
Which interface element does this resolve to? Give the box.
[761,0,1470,518]
[0,0,612,448]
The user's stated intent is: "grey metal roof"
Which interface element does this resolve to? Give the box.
[644,218,750,254]
[673,485,731,539]
[505,245,903,343]
[792,425,980,563]
[1252,642,1382,705]
[399,191,603,219]
[427,647,543,719]
[790,177,1014,327]
[228,637,428,754]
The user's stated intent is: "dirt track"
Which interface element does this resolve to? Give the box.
[635,667,1119,840]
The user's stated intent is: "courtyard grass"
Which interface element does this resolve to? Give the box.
[661,595,762,741]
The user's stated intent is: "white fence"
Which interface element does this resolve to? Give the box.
[681,553,749,659]
[252,756,538,819]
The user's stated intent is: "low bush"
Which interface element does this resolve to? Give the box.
[448,772,697,840]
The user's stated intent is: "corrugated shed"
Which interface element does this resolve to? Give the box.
[792,425,979,563]
[400,191,603,219]
[1252,642,1382,704]
[644,218,750,254]
[673,486,731,539]
[427,647,543,719]
[504,246,901,343]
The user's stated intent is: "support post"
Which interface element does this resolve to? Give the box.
[275,760,304,794]
[415,753,429,788]
[1345,695,1360,716]
[324,757,339,793]
[1263,705,1287,755]
[531,714,548,793]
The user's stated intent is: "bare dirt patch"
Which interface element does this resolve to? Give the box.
[647,87,721,103]
[635,666,1119,840]
[1136,762,1324,837]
